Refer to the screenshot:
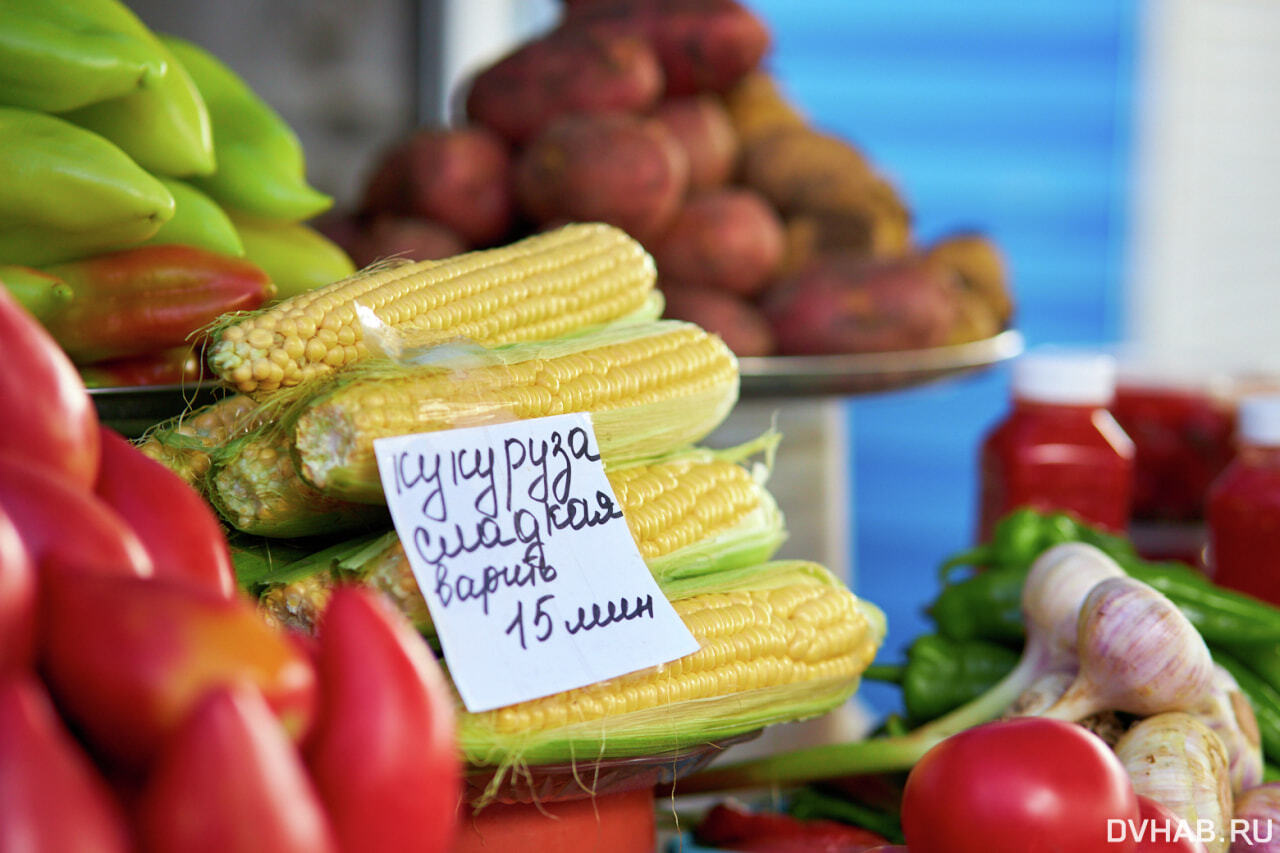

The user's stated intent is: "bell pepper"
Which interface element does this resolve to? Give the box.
[0,264,73,323]
[141,177,246,257]
[94,425,236,599]
[39,571,316,769]
[0,106,174,267]
[60,1,214,178]
[0,451,152,578]
[865,634,1020,725]
[0,508,34,676]
[0,284,101,486]
[137,684,338,853]
[42,244,273,364]
[231,212,355,301]
[0,676,133,853]
[79,346,204,388]
[305,586,460,853]
[164,36,333,222]
[0,0,167,112]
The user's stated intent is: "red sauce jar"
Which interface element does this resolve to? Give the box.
[978,352,1135,541]
[1207,395,1280,605]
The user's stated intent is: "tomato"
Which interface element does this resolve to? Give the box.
[1133,795,1209,853]
[0,507,34,675]
[900,717,1141,853]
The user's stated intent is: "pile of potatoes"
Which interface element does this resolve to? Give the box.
[323,0,1014,357]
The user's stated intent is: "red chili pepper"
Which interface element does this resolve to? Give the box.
[0,284,100,488]
[79,345,204,388]
[305,586,460,853]
[694,802,890,852]
[0,451,152,578]
[94,425,235,599]
[41,244,273,363]
[39,572,316,771]
[0,676,133,853]
[137,684,338,853]
[0,508,34,676]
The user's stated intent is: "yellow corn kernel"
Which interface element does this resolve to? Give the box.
[137,394,262,485]
[292,322,739,502]
[207,223,659,394]
[258,570,336,633]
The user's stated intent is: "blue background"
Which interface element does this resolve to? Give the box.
[747,1,1139,715]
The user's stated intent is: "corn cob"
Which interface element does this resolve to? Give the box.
[457,561,885,770]
[137,393,262,485]
[286,320,739,503]
[207,222,661,395]
[257,439,785,631]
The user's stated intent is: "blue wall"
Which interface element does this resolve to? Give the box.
[748,1,1139,715]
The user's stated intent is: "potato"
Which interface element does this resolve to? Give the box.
[780,181,913,273]
[739,126,879,214]
[652,95,739,190]
[564,0,771,96]
[349,216,467,268]
[925,231,1014,326]
[650,188,784,297]
[359,126,513,247]
[762,253,960,355]
[515,112,688,242]
[722,71,808,143]
[661,285,775,356]
[464,28,663,144]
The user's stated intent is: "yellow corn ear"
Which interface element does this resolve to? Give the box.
[207,222,660,394]
[137,393,262,485]
[457,561,884,769]
[289,320,739,503]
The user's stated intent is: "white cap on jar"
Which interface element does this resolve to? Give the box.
[1012,351,1117,405]
[1238,395,1280,446]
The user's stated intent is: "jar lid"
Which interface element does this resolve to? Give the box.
[1238,395,1280,445]
[1012,351,1117,405]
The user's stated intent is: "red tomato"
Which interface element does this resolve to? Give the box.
[0,507,34,675]
[901,717,1141,853]
[1133,795,1208,853]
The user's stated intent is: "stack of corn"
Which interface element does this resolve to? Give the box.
[143,221,884,777]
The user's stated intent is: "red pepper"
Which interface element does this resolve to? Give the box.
[0,451,152,578]
[39,572,316,771]
[79,345,204,388]
[41,244,273,363]
[137,684,338,853]
[94,425,236,599]
[0,675,133,853]
[0,508,34,676]
[305,586,460,853]
[695,802,890,852]
[0,284,100,488]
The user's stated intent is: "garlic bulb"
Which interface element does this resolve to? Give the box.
[1231,783,1280,852]
[1115,712,1233,853]
[1195,665,1264,795]
[1042,576,1216,722]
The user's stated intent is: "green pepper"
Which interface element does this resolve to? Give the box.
[163,36,332,223]
[899,634,1020,723]
[141,178,244,258]
[0,265,73,323]
[0,107,175,266]
[928,567,1027,643]
[1128,564,1280,645]
[62,0,214,178]
[1211,650,1280,765]
[229,213,354,301]
[0,0,167,112]
[1219,640,1280,695]
[788,787,905,845]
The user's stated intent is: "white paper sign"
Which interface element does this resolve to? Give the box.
[373,413,700,713]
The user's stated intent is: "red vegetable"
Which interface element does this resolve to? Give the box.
[79,346,204,388]
[900,717,1141,853]
[0,451,153,578]
[41,244,273,363]
[0,283,100,487]
[0,676,132,853]
[40,572,316,769]
[694,802,889,852]
[0,508,34,676]
[305,586,459,853]
[94,425,235,599]
[137,684,338,853]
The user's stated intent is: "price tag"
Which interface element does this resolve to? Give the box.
[374,413,700,713]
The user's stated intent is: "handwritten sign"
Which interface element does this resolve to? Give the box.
[374,413,700,713]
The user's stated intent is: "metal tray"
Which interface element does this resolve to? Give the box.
[739,329,1024,399]
[88,380,224,438]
